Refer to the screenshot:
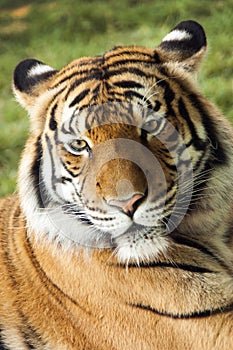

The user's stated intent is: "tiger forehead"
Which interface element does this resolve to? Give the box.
[57,45,159,75]
[73,102,153,134]
[51,45,163,108]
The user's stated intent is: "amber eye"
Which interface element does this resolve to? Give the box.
[68,139,89,154]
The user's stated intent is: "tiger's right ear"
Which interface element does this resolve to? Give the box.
[158,20,207,74]
[13,58,57,111]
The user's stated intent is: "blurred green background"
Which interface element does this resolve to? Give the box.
[0,0,233,197]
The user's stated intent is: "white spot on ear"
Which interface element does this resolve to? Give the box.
[162,29,192,42]
[28,63,55,78]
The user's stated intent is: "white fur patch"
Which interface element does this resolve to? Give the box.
[162,29,192,42]
[115,231,169,265]
[28,63,54,78]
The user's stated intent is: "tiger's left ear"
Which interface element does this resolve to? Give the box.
[13,58,57,112]
[158,20,207,73]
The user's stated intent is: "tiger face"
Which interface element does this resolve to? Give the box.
[13,20,233,264]
[42,101,192,262]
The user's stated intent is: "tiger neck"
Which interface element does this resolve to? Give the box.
[4,194,233,320]
[21,230,233,319]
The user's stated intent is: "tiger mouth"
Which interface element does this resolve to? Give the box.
[113,222,164,240]
[124,223,154,235]
[60,202,168,250]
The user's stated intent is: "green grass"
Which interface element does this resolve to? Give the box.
[0,0,233,197]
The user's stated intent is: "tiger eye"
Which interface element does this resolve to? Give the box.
[69,139,88,152]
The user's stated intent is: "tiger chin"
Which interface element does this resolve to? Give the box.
[0,20,233,350]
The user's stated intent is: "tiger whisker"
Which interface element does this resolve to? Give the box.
[141,76,180,107]
[141,76,178,106]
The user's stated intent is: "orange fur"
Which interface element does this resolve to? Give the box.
[1,21,233,349]
[0,196,233,349]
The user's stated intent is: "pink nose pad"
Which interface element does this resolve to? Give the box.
[108,193,144,216]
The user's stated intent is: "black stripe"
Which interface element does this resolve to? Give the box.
[172,235,218,259]
[106,48,154,59]
[124,90,145,101]
[156,79,175,104]
[54,62,154,95]
[69,88,90,107]
[22,331,37,350]
[152,100,161,112]
[0,328,9,350]
[106,67,149,79]
[67,112,77,135]
[52,70,96,90]
[9,225,45,350]
[105,58,157,68]
[178,97,206,150]
[49,103,58,131]
[65,67,150,97]
[172,235,233,275]
[61,114,75,134]
[164,185,177,208]
[159,157,177,171]
[122,261,213,273]
[44,135,68,204]
[189,93,227,165]
[31,136,44,208]
[25,237,91,315]
[92,83,100,95]
[59,155,84,178]
[18,311,46,349]
[148,188,167,205]
[62,204,93,225]
[153,51,161,63]
[191,149,207,173]
[61,176,72,183]
[130,302,233,319]
[1,218,90,347]
[105,90,126,100]
[59,56,101,75]
[65,74,101,96]
[113,80,143,89]
[155,77,178,128]
[0,221,43,350]
[44,135,56,193]
[140,128,148,142]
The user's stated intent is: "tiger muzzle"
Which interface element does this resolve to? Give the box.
[95,158,147,216]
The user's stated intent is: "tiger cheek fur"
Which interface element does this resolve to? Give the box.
[0,20,233,350]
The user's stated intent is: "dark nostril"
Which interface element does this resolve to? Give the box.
[108,193,146,217]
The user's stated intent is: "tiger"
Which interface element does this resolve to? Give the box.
[0,19,233,350]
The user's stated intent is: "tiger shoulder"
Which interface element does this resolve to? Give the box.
[0,20,233,350]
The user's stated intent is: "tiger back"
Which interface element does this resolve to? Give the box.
[0,20,233,349]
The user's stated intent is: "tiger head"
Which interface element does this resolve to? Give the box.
[13,21,233,264]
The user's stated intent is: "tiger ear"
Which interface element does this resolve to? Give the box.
[13,58,57,111]
[158,20,207,73]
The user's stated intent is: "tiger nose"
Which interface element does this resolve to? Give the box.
[108,193,144,217]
